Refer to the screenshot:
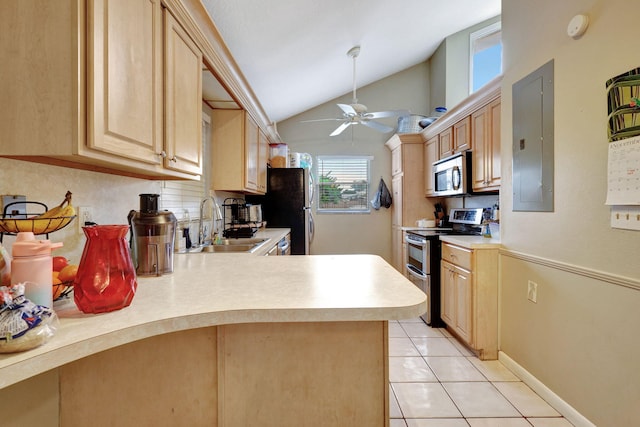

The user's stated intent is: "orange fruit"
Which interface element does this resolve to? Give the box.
[53,256,69,272]
[52,271,60,280]
[58,264,79,283]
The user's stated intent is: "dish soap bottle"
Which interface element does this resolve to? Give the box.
[482,220,492,238]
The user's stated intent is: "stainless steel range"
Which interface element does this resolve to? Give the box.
[404,208,488,326]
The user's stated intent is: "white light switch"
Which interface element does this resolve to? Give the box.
[611,206,640,231]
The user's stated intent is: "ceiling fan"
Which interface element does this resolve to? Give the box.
[302,46,410,136]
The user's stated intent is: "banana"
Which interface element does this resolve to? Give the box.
[34,191,75,219]
[0,191,76,235]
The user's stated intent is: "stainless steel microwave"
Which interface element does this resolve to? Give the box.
[432,152,471,197]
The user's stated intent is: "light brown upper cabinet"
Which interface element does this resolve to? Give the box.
[438,127,454,159]
[258,129,269,193]
[211,110,267,194]
[0,0,202,179]
[163,9,203,176]
[422,76,502,195]
[424,135,439,197]
[439,117,471,159]
[471,98,501,191]
[453,116,472,153]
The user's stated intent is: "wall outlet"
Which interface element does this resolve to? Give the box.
[76,206,94,233]
[527,280,538,303]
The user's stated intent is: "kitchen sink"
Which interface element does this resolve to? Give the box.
[200,238,268,253]
[179,238,269,254]
[203,244,256,253]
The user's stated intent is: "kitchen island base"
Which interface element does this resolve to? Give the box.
[3,321,389,427]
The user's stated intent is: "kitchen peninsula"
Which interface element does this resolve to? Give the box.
[0,253,426,427]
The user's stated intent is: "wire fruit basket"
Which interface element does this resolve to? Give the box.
[0,192,76,241]
[0,215,76,235]
[53,281,74,301]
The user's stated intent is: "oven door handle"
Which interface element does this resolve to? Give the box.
[406,264,427,280]
[404,235,427,246]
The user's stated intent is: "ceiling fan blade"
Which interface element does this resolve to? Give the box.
[366,109,411,119]
[330,121,352,136]
[361,120,394,133]
[300,118,343,123]
[337,103,357,115]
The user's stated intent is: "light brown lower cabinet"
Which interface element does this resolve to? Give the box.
[441,260,473,344]
[1,321,389,427]
[440,242,498,360]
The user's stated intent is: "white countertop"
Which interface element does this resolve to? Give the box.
[401,227,501,249]
[439,234,501,249]
[0,247,426,389]
[401,226,452,232]
[230,227,291,255]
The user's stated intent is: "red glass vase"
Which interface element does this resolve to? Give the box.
[73,225,138,314]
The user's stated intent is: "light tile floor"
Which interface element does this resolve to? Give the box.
[389,318,574,427]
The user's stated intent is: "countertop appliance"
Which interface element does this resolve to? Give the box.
[128,194,177,276]
[221,198,260,238]
[246,168,313,255]
[404,207,486,325]
[432,151,472,197]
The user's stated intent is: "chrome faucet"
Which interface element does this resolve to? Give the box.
[198,196,223,247]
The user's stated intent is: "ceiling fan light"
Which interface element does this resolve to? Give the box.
[347,45,361,58]
[303,44,403,136]
[351,103,368,114]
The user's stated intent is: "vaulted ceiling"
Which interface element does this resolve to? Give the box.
[201,0,501,124]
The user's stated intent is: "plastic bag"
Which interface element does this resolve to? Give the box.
[370,186,381,210]
[0,284,59,353]
[379,178,392,209]
[371,178,393,210]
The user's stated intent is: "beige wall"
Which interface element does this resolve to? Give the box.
[278,62,431,260]
[430,15,502,111]
[501,0,640,425]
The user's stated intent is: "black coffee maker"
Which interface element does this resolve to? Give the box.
[127,194,177,276]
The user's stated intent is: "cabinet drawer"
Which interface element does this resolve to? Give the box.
[442,243,472,270]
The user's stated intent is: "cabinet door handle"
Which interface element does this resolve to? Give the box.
[169,156,178,163]
[157,151,167,158]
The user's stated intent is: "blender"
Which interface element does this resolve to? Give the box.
[128,194,177,276]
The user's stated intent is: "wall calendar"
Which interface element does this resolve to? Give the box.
[605,67,640,230]
[606,136,640,205]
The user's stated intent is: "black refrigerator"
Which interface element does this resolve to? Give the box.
[246,168,313,255]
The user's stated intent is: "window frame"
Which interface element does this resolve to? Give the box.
[469,21,502,94]
[316,155,373,214]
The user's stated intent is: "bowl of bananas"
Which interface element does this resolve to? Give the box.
[0,191,76,235]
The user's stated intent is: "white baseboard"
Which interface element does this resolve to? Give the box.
[499,351,597,427]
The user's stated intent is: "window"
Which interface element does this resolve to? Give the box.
[470,22,502,93]
[317,155,372,213]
